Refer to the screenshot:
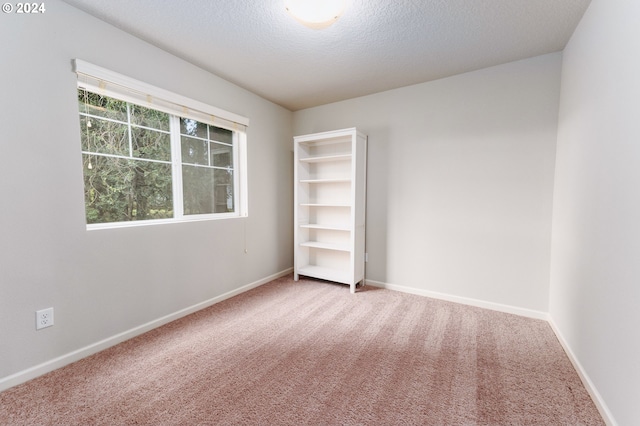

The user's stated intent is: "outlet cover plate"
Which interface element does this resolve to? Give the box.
[36,307,54,330]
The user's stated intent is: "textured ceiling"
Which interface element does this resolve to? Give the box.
[61,0,591,111]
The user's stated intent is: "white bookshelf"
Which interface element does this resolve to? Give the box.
[293,128,367,293]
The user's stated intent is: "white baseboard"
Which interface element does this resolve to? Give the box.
[365,278,548,320]
[0,268,293,393]
[547,318,617,426]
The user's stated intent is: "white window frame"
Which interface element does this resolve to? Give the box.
[74,59,249,230]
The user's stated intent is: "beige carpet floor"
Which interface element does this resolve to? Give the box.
[0,275,604,425]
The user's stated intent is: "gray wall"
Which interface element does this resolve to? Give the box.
[0,0,293,383]
[294,53,561,313]
[550,0,640,424]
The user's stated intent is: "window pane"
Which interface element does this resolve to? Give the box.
[182,165,215,215]
[80,116,129,156]
[78,90,128,122]
[180,118,208,138]
[83,155,173,224]
[210,125,233,144]
[132,127,171,161]
[182,166,235,215]
[181,136,208,165]
[211,142,233,168]
[130,104,170,131]
[214,168,234,212]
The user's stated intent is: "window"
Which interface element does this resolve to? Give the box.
[74,60,248,228]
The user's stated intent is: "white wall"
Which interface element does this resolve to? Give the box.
[0,0,293,385]
[294,53,561,313]
[550,0,640,424]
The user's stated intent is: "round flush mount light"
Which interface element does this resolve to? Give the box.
[284,0,347,29]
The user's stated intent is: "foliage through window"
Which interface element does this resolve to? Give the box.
[78,90,241,226]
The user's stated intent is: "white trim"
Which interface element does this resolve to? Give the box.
[237,132,249,217]
[547,318,618,426]
[73,59,249,129]
[86,212,241,231]
[0,268,293,392]
[364,278,548,320]
[170,115,185,218]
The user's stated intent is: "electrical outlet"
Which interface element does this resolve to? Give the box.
[365,253,369,262]
[36,307,54,330]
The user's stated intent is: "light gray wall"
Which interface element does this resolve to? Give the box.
[550,0,640,424]
[0,0,293,382]
[294,53,561,312]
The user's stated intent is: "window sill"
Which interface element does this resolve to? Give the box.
[86,212,247,231]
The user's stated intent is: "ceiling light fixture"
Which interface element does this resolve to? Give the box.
[284,0,347,29]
